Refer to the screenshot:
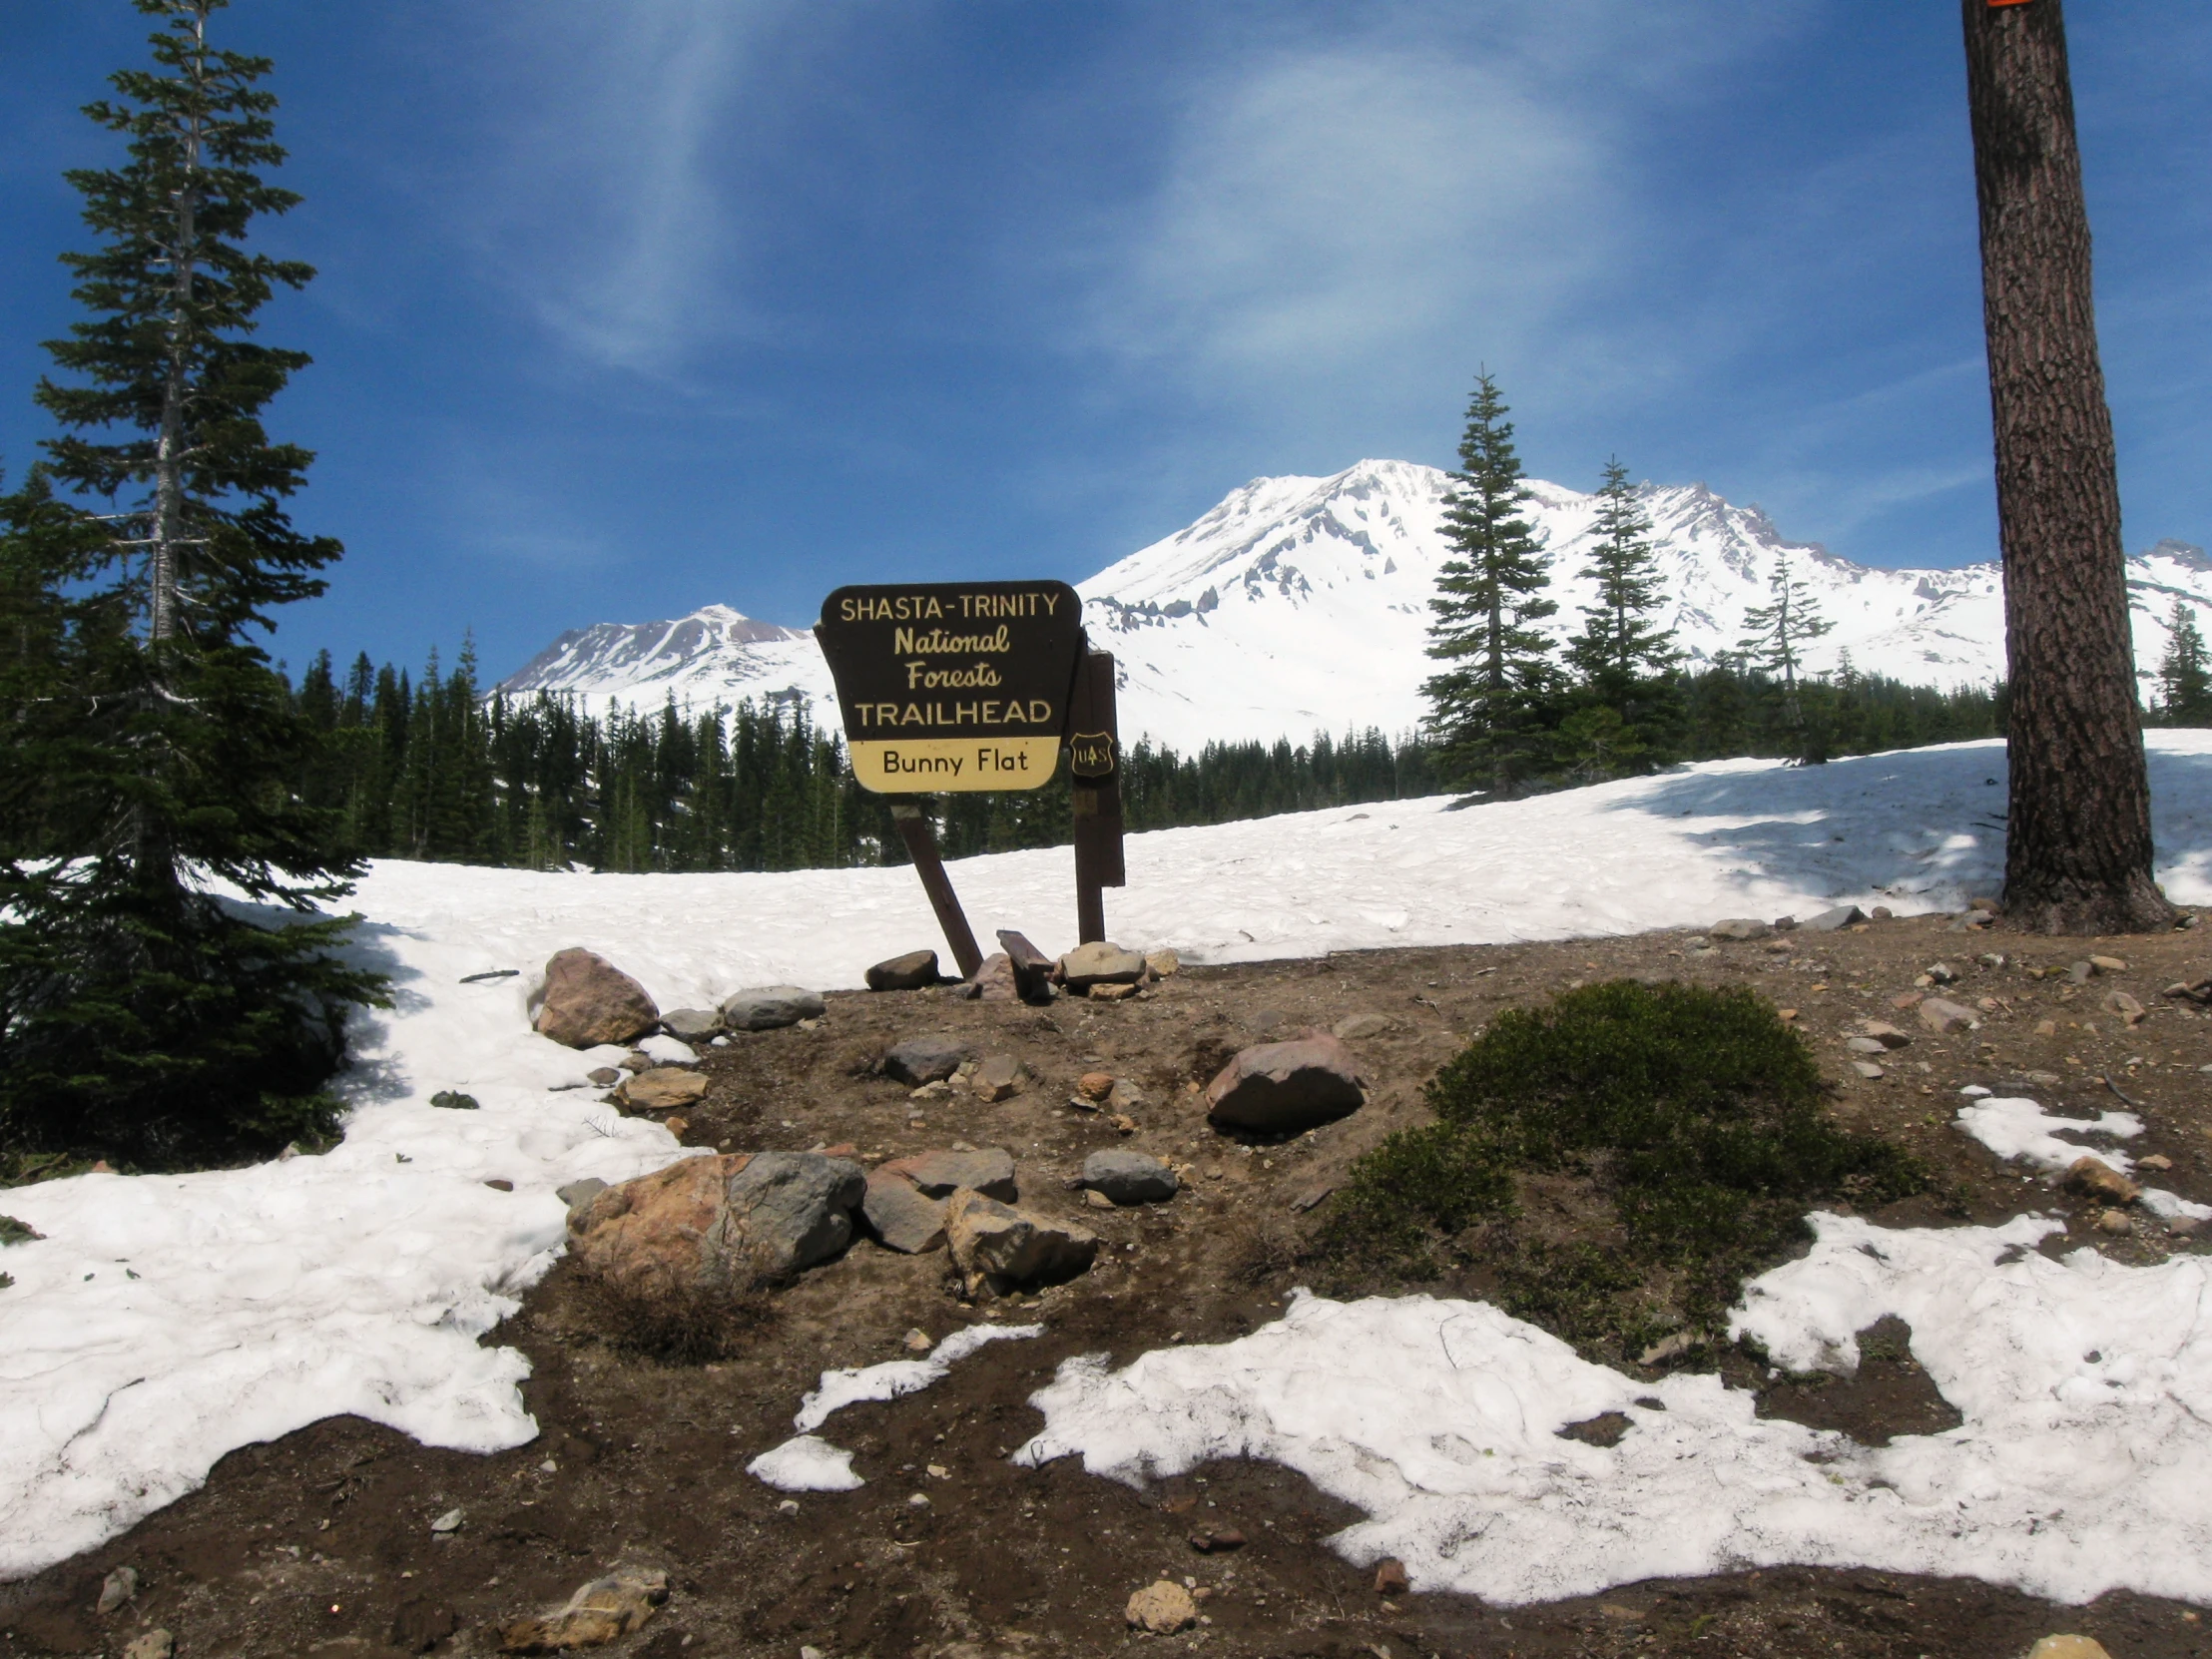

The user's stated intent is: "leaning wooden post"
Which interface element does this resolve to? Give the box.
[888,803,983,979]
[1066,647,1126,944]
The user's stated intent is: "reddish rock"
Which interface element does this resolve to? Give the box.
[569,1151,864,1296]
[1204,1030,1366,1133]
[533,949,659,1049]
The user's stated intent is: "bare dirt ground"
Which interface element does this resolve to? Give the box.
[8,912,2212,1659]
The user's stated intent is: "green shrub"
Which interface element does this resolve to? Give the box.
[1318,979,1928,1353]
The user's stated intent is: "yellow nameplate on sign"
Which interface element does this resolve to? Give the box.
[847,737,1064,794]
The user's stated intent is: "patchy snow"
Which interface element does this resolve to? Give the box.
[791,1324,1042,1434]
[746,1324,1043,1491]
[1017,1214,2212,1607]
[6,732,2212,1584]
[1954,1096,2143,1171]
[747,1435,863,1494]
[1954,1094,2212,1223]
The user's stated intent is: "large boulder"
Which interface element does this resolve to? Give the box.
[944,1190,1097,1298]
[866,950,940,992]
[1204,1030,1366,1133]
[1082,1149,1179,1205]
[1799,904,1869,932]
[533,949,659,1049]
[1708,917,1772,941]
[720,986,826,1031]
[882,1033,975,1086]
[1058,940,1147,992]
[569,1151,864,1295]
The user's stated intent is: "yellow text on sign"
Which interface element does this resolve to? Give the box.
[847,737,1063,794]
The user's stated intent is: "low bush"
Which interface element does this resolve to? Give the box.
[1317,979,1928,1356]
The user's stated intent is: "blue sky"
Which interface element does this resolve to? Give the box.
[1,0,2206,685]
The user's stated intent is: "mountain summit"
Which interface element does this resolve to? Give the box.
[497,462,2211,751]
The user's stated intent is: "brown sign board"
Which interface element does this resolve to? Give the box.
[816,581,1084,793]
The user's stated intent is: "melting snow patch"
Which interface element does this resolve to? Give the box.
[1954,1096,2141,1172]
[793,1324,1042,1433]
[1015,1216,2212,1606]
[749,1325,1042,1494]
[747,1435,863,1493]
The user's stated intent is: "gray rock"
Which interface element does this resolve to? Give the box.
[1058,940,1147,990]
[861,1167,948,1253]
[970,1054,1026,1101]
[1799,904,1869,931]
[1858,1020,1913,1049]
[586,1066,622,1087]
[866,949,940,992]
[966,952,1022,1002]
[881,1146,1016,1200]
[661,1007,724,1042]
[1707,918,1771,941]
[1082,1149,1179,1205]
[720,985,827,1031]
[944,1191,1098,1296]
[556,1177,609,1220]
[882,1033,975,1086]
[1204,1030,1366,1133]
[723,1151,867,1275]
[1850,1060,1886,1080]
[532,948,660,1049]
[1919,997,1979,1033]
[1332,1012,1392,1041]
[1845,1036,1889,1055]
[96,1566,137,1615]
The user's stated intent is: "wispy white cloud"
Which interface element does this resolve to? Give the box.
[436,0,797,376]
[1049,1,1816,465]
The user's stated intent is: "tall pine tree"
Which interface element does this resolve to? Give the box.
[1736,554,1835,764]
[1562,457,1679,775]
[1421,373,1558,796]
[0,0,381,1169]
[2157,600,2212,726]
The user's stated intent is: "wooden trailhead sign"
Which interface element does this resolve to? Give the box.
[817,580,1084,794]
[816,580,1126,970]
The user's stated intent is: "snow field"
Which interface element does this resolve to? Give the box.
[5,732,2212,1586]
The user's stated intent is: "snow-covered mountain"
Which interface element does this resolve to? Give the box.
[497,461,2212,752]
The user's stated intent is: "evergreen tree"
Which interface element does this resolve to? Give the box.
[0,1,382,1169]
[2156,600,2212,726]
[1736,554,1835,764]
[1421,373,1558,796]
[1563,457,1680,775]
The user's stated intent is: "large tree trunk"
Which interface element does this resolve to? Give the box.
[1963,0,2172,933]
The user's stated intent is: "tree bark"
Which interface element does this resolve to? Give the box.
[1962,0,2172,933]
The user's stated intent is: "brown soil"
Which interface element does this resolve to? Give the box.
[8,912,2212,1659]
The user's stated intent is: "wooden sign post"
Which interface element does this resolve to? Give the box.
[1065,648,1125,943]
[816,580,1107,973]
